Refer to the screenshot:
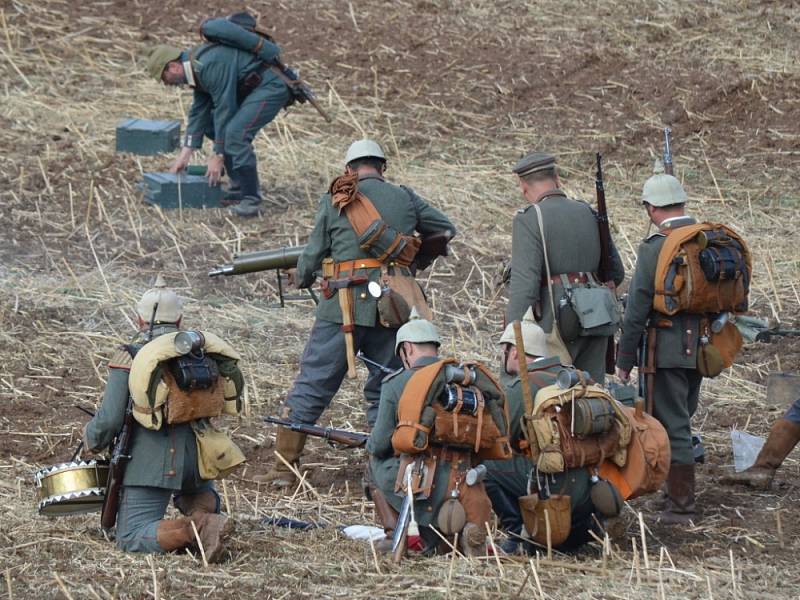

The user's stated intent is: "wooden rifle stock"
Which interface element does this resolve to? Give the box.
[595,153,617,375]
[100,395,135,529]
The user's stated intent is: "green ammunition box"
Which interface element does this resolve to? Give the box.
[140,173,222,209]
[116,118,181,155]
[606,382,638,407]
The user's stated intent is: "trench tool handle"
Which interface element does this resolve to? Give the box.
[513,320,536,418]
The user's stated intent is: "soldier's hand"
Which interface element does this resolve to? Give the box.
[81,423,98,456]
[206,154,224,186]
[615,367,630,383]
[285,268,298,288]
[169,147,194,174]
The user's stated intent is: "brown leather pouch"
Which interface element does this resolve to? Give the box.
[519,494,571,547]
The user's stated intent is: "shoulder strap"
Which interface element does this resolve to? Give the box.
[533,203,560,328]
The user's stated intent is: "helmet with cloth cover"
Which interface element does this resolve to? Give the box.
[498,308,548,357]
[394,307,440,354]
[345,139,386,166]
[136,275,183,324]
[641,159,687,207]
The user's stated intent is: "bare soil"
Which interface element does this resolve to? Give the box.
[1,0,799,598]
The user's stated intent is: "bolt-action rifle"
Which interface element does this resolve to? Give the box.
[264,417,368,448]
[663,128,674,175]
[595,153,617,375]
[100,301,159,529]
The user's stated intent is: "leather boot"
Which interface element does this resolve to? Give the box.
[721,419,800,490]
[174,490,219,516]
[156,517,196,552]
[370,485,399,553]
[660,463,696,525]
[229,166,263,217]
[254,428,307,489]
[191,513,234,564]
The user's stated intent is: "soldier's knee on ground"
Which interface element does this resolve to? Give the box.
[174,489,220,516]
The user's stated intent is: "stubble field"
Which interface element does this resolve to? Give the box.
[1,0,799,598]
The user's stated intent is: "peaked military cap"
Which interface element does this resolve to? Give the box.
[512,152,556,178]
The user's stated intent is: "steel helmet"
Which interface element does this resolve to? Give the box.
[136,275,183,324]
[642,159,687,207]
[498,308,548,357]
[345,139,386,166]
[395,307,440,354]
[146,45,182,81]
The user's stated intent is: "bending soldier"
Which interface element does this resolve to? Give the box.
[259,140,455,489]
[505,152,625,384]
[146,15,292,217]
[723,397,800,489]
[484,313,616,553]
[367,311,510,557]
[82,278,245,560]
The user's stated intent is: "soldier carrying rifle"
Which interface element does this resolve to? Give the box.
[146,12,327,218]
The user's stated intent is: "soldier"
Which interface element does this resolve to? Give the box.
[484,314,605,553]
[722,397,800,489]
[615,161,701,524]
[258,140,455,489]
[367,312,502,557]
[145,16,291,218]
[506,152,625,384]
[82,278,245,560]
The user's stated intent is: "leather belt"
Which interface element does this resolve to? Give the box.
[334,258,384,278]
[549,272,590,285]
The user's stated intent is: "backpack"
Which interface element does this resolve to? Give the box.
[654,223,751,316]
[391,359,512,460]
[522,376,631,474]
[128,331,244,430]
[598,402,670,499]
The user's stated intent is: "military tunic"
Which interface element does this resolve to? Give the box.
[616,215,702,465]
[182,21,290,180]
[84,326,220,553]
[285,175,455,426]
[506,191,625,383]
[483,358,595,550]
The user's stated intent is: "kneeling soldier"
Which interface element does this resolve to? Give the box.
[83,277,245,560]
[367,310,512,557]
[485,312,626,553]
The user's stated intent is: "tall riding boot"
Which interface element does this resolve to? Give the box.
[721,419,800,490]
[254,428,307,489]
[156,517,196,552]
[190,512,234,563]
[222,154,242,205]
[174,490,219,516]
[230,165,263,218]
[460,522,488,557]
[660,463,696,525]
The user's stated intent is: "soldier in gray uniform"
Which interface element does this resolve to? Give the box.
[258,140,455,489]
[83,279,242,560]
[146,23,291,218]
[506,152,625,384]
[615,161,701,524]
